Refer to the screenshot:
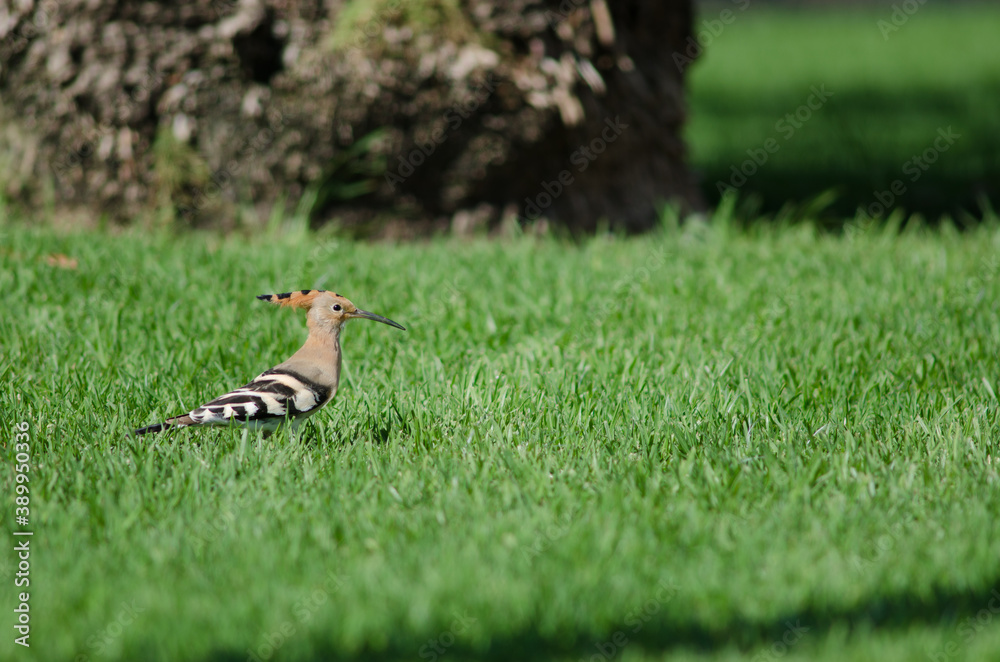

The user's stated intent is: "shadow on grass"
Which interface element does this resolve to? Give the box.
[691,85,1000,223]
[202,580,1000,661]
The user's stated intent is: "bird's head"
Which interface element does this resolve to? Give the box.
[257,290,405,332]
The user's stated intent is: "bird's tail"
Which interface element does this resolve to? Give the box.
[133,415,195,436]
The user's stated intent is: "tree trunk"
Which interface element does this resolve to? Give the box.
[0,0,702,235]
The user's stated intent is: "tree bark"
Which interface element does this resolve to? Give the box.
[0,0,702,234]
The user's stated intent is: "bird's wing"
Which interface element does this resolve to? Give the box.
[188,368,334,427]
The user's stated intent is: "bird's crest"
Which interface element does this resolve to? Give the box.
[257,289,339,310]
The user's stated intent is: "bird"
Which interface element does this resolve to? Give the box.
[134,289,404,438]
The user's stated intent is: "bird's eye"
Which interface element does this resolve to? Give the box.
[332,304,342,311]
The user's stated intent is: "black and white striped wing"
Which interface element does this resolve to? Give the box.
[188,368,333,429]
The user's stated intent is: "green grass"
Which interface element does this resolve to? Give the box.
[685,4,1000,220]
[2,208,1000,662]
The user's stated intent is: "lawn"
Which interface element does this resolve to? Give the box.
[685,3,1000,220]
[2,206,999,661]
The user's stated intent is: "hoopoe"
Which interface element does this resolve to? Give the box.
[134,290,404,437]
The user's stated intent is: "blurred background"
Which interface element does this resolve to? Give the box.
[1,0,997,234]
[3,6,1000,660]
[686,0,1000,226]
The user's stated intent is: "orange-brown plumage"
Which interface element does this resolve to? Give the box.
[256,289,341,310]
[135,290,404,437]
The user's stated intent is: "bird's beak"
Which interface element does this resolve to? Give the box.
[351,309,406,330]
